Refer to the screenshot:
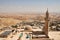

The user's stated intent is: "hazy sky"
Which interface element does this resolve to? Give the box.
[0,0,60,13]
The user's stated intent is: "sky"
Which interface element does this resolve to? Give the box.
[0,0,60,13]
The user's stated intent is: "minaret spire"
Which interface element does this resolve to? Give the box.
[44,8,49,37]
[46,8,49,19]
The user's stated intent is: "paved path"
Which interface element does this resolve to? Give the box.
[6,32,31,40]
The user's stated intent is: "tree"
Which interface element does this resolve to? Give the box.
[11,25,18,28]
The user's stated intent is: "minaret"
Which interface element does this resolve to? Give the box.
[44,8,49,37]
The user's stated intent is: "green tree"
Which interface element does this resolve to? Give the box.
[11,25,18,28]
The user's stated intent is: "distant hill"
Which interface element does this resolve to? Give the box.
[0,12,60,28]
[0,18,21,27]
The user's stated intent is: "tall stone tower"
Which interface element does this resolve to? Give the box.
[44,9,49,37]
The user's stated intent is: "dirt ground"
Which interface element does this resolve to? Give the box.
[48,31,60,40]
